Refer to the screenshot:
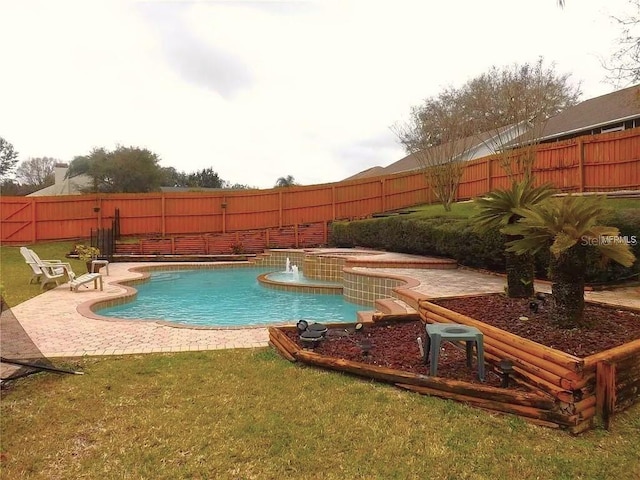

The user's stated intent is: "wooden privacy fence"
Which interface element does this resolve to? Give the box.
[1,128,639,244]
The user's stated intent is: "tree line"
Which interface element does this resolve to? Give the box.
[0,144,297,195]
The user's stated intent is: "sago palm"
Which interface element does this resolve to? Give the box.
[503,195,636,328]
[473,178,556,298]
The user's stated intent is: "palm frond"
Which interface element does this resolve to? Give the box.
[550,232,578,258]
[472,179,555,233]
[505,233,550,255]
[596,241,637,268]
[505,194,636,266]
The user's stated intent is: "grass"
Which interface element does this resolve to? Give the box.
[402,197,640,220]
[2,236,640,479]
[0,241,87,307]
[403,201,478,219]
[2,350,639,480]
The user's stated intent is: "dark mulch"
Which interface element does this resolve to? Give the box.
[283,293,640,388]
[433,293,640,357]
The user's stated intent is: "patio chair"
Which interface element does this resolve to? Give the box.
[22,247,73,290]
[20,247,50,285]
[68,272,103,292]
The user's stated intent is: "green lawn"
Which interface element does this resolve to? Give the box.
[0,241,86,307]
[402,197,640,220]
[2,350,639,480]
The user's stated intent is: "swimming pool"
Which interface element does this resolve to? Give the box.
[97,268,365,327]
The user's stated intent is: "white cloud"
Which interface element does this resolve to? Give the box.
[0,0,633,189]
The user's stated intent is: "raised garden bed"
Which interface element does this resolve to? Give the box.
[269,293,640,434]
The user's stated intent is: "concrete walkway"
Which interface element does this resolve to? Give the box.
[6,256,640,359]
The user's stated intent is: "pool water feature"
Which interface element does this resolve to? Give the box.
[96,268,364,328]
[263,271,341,286]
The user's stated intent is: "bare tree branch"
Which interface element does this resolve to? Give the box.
[393,102,476,211]
[603,0,640,87]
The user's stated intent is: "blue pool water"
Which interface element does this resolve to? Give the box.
[97,268,364,327]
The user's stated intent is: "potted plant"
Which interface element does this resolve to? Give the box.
[74,244,101,272]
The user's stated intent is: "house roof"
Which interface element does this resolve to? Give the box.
[344,85,640,181]
[537,83,640,141]
[343,124,522,180]
[342,166,387,181]
[27,164,93,196]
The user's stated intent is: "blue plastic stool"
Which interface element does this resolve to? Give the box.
[424,323,485,381]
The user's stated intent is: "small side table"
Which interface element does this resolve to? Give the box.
[424,323,485,381]
[91,259,109,275]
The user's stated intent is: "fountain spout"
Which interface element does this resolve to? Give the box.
[286,257,291,273]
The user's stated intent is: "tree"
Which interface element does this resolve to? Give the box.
[604,0,640,86]
[0,179,22,195]
[393,60,579,211]
[275,175,298,188]
[68,146,164,193]
[190,168,225,188]
[465,59,580,181]
[503,195,636,328]
[161,166,227,189]
[393,93,477,211]
[161,166,189,187]
[0,137,19,180]
[473,179,556,298]
[398,61,580,151]
[15,157,57,188]
[226,183,254,189]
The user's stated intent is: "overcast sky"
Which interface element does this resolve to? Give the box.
[0,0,634,189]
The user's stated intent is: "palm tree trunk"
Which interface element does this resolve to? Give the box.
[505,247,534,298]
[549,245,587,328]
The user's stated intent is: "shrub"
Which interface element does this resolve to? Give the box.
[328,221,354,247]
[329,208,639,285]
[584,209,640,283]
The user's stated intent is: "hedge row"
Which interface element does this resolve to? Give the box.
[329,209,640,284]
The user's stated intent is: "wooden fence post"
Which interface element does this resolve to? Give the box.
[161,194,166,237]
[279,190,283,228]
[31,198,36,243]
[578,138,585,193]
[331,185,336,221]
[596,360,616,430]
[96,196,103,230]
[222,196,227,234]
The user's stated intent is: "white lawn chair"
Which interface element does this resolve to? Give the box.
[20,247,50,285]
[21,247,73,290]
